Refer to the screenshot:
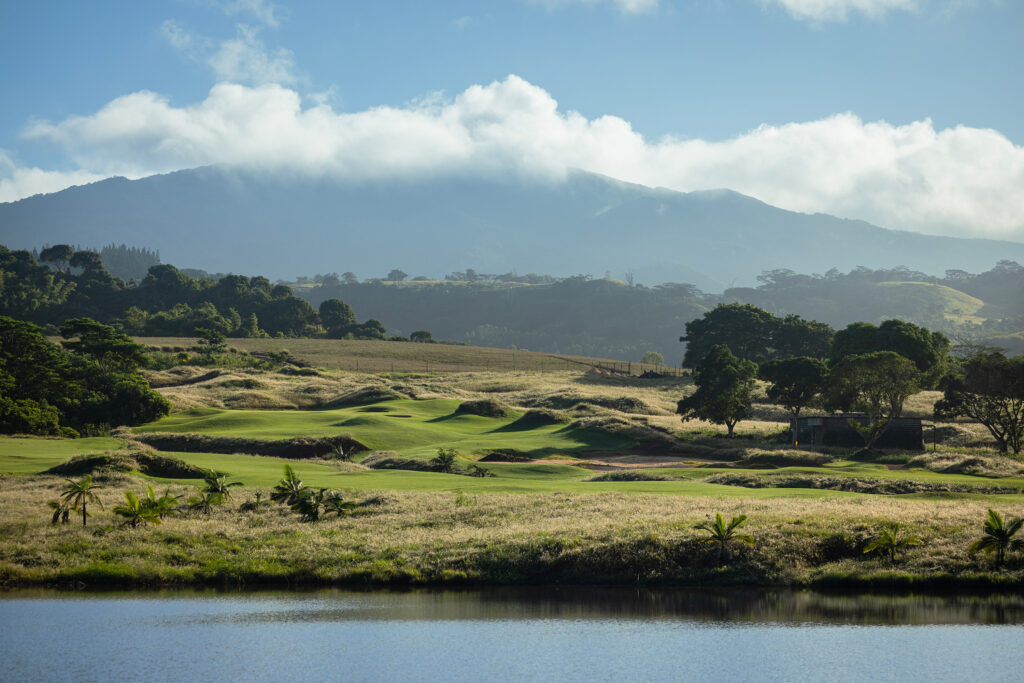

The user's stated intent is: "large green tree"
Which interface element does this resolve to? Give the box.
[681,303,831,367]
[319,298,357,338]
[677,344,758,437]
[831,319,949,383]
[935,352,1024,454]
[826,351,920,450]
[758,356,828,419]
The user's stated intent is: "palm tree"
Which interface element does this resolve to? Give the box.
[431,448,457,474]
[968,509,1024,569]
[863,522,921,563]
[323,491,356,517]
[240,490,267,512]
[48,500,70,525]
[271,465,307,505]
[186,491,224,515]
[695,513,754,564]
[203,471,242,500]
[143,485,180,520]
[60,475,103,527]
[113,490,161,528]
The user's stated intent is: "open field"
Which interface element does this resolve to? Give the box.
[3,344,1024,589]
[137,337,680,375]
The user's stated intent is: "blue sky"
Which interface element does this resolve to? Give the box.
[1,0,1022,240]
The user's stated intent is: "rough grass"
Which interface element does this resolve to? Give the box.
[3,474,1024,589]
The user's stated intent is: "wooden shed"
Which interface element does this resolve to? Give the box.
[790,414,923,450]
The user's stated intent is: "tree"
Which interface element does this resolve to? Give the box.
[271,465,308,505]
[831,319,949,381]
[825,351,920,450]
[431,447,458,473]
[48,500,70,525]
[60,318,148,373]
[60,475,103,527]
[863,522,921,563]
[409,330,433,343]
[341,272,358,285]
[641,351,665,367]
[677,345,757,437]
[387,269,408,282]
[203,471,242,500]
[318,299,357,338]
[758,356,828,419]
[195,327,227,355]
[186,491,224,515]
[694,513,754,564]
[681,304,832,368]
[935,352,1024,454]
[39,244,74,272]
[968,509,1023,569]
[142,485,180,520]
[113,489,161,528]
[68,250,104,273]
[681,304,776,367]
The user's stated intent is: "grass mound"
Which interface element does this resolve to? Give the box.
[454,399,508,418]
[131,432,367,459]
[322,386,405,408]
[908,453,1024,478]
[499,409,567,431]
[586,470,674,482]
[703,472,1021,495]
[478,449,533,463]
[733,451,836,469]
[44,451,208,479]
[215,378,264,390]
[525,392,661,415]
[361,452,434,471]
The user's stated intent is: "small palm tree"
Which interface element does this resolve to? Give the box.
[240,490,267,512]
[290,488,328,522]
[467,464,493,478]
[203,471,242,500]
[271,465,307,505]
[864,522,921,563]
[143,485,180,520]
[60,475,104,527]
[48,500,70,525]
[186,491,224,515]
[968,509,1024,569]
[113,490,162,528]
[323,491,357,517]
[695,513,754,564]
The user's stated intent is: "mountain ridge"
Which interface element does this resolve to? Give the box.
[2,166,1022,291]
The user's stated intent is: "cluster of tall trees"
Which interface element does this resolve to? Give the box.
[681,304,1024,453]
[677,303,1024,453]
[0,245,387,340]
[0,316,170,436]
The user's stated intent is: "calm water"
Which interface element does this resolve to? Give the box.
[2,587,1023,682]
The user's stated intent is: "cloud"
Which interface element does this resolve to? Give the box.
[761,0,922,22]
[0,152,106,203]
[217,0,281,28]
[208,24,297,85]
[162,20,297,86]
[12,76,1024,240]
[529,0,659,15]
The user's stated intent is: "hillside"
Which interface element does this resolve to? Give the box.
[5,167,1024,289]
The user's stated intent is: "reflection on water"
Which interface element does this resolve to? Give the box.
[1,588,1023,682]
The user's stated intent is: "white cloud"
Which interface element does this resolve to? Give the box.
[0,152,107,203]
[208,24,297,85]
[162,20,297,86]
[762,0,921,22]
[11,76,1024,240]
[530,0,659,15]
[218,0,281,28]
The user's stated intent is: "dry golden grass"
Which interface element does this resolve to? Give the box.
[3,473,1023,588]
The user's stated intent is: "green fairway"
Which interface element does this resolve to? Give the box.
[134,398,634,458]
[0,436,122,474]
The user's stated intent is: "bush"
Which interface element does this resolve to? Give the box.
[454,399,508,418]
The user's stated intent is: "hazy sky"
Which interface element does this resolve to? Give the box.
[1,0,1022,241]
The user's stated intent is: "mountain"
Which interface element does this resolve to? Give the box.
[2,166,1023,290]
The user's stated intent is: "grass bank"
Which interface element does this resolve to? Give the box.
[2,474,1022,590]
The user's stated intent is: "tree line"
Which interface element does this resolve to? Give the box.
[0,244,395,340]
[678,303,1024,453]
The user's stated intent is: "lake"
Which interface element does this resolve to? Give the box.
[2,587,1022,682]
